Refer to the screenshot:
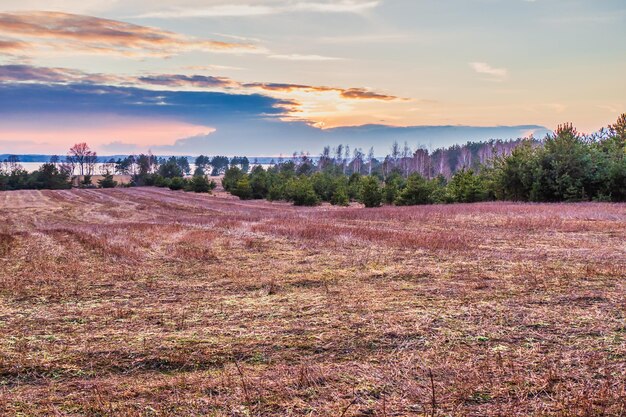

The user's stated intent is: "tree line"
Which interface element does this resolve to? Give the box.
[0,143,250,192]
[222,115,626,206]
[2,115,624,203]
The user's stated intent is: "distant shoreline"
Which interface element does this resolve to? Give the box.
[0,154,291,164]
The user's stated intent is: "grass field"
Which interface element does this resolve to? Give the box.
[0,188,625,416]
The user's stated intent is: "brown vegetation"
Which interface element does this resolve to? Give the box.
[0,188,625,416]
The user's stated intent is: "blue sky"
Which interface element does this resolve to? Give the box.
[0,0,624,155]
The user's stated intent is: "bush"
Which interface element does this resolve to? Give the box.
[286,177,320,206]
[80,175,93,188]
[232,176,253,200]
[330,186,350,206]
[249,166,270,199]
[29,163,71,190]
[447,169,487,203]
[267,183,285,201]
[169,177,187,191]
[154,175,171,188]
[395,173,436,205]
[222,167,244,192]
[360,176,382,208]
[98,173,117,189]
[383,173,403,204]
[347,173,363,200]
[187,175,216,193]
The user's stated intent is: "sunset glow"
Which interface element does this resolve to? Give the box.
[0,1,624,155]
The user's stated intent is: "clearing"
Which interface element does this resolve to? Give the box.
[0,188,625,416]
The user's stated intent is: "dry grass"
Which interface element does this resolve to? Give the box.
[0,188,625,416]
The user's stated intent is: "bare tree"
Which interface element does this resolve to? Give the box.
[390,141,400,171]
[457,147,472,170]
[352,148,364,174]
[367,147,375,175]
[68,143,97,176]
[320,146,332,170]
[1,155,22,174]
[402,141,411,177]
[413,148,430,178]
[335,145,343,171]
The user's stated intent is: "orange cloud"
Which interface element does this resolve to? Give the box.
[0,12,256,57]
[245,82,400,101]
[0,64,401,102]
[340,88,398,101]
[0,39,27,52]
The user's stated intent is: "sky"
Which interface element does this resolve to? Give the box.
[0,0,624,155]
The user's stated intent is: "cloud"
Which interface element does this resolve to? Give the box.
[0,39,28,53]
[139,5,275,18]
[0,12,256,57]
[340,88,397,101]
[0,64,402,102]
[269,53,344,61]
[0,82,292,125]
[182,64,245,71]
[469,62,508,81]
[292,0,379,13]
[243,82,320,92]
[136,1,380,18]
[0,76,549,155]
[137,74,236,89]
[244,82,401,101]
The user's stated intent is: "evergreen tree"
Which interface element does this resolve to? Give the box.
[360,176,383,208]
[395,173,436,205]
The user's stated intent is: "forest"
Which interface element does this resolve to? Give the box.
[224,116,626,206]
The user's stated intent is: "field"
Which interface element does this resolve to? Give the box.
[0,188,625,416]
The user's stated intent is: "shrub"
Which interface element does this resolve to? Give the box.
[98,173,118,189]
[360,176,383,208]
[222,167,244,192]
[395,173,436,205]
[348,173,363,200]
[154,175,171,188]
[330,186,350,206]
[383,173,404,204]
[249,166,270,199]
[232,176,253,200]
[29,163,71,190]
[267,183,286,201]
[187,175,216,193]
[447,169,487,203]
[81,175,93,187]
[169,177,187,191]
[286,177,320,206]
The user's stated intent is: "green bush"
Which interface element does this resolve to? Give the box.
[360,176,383,208]
[249,166,270,199]
[187,175,216,193]
[447,169,487,203]
[395,173,436,205]
[286,177,320,206]
[153,175,171,188]
[222,167,244,192]
[330,186,350,206]
[98,173,117,189]
[383,173,404,204]
[169,177,187,191]
[232,176,253,200]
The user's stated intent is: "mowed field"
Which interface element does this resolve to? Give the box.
[0,188,625,416]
